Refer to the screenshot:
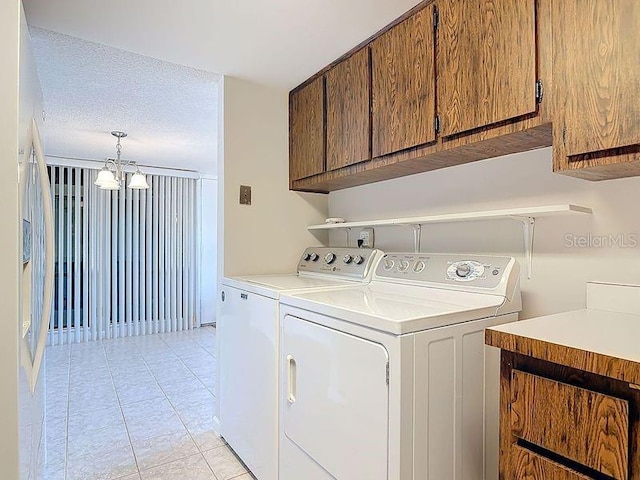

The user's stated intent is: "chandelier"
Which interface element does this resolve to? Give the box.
[94,131,149,190]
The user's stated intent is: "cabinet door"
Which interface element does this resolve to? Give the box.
[326,48,371,171]
[289,77,325,181]
[372,7,436,157]
[436,0,537,137]
[554,0,640,157]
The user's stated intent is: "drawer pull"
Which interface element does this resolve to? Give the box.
[240,293,248,300]
[629,383,640,391]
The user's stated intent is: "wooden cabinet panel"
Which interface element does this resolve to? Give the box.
[436,0,537,137]
[511,370,629,480]
[512,446,593,480]
[371,8,436,158]
[326,48,371,171]
[289,77,325,181]
[554,0,640,157]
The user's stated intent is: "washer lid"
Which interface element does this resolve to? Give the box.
[222,274,357,299]
[280,281,519,335]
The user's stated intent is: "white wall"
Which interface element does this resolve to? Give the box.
[0,1,24,478]
[329,147,640,320]
[199,177,218,324]
[218,76,328,278]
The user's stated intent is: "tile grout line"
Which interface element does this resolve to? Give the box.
[101,339,142,479]
[63,343,71,480]
[158,331,251,480]
[144,333,222,479]
[158,332,217,399]
[128,334,216,476]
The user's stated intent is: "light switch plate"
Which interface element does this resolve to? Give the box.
[240,185,252,205]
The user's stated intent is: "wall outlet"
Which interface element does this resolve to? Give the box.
[239,185,252,205]
[358,228,374,248]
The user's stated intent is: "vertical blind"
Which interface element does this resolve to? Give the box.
[48,165,198,345]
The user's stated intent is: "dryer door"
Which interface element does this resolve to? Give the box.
[282,314,389,480]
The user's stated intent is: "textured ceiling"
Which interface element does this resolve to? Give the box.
[30,28,219,174]
[23,0,422,89]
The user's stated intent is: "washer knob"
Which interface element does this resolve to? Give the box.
[413,261,426,273]
[310,253,319,262]
[383,259,395,271]
[343,254,353,264]
[303,253,312,261]
[324,253,336,264]
[456,263,473,278]
[353,255,365,265]
[397,260,410,272]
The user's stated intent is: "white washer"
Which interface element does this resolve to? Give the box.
[278,253,522,480]
[218,247,384,480]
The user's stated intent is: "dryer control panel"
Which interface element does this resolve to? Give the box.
[297,247,382,279]
[375,253,518,291]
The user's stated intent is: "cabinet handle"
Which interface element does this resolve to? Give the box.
[221,291,225,301]
[287,354,297,404]
[240,293,248,300]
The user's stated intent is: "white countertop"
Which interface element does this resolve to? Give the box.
[489,308,640,364]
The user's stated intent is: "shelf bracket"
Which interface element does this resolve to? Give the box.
[412,224,422,253]
[512,216,536,279]
[345,227,352,247]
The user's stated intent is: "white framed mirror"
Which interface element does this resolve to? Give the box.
[19,118,54,393]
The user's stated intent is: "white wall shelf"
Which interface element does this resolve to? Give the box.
[309,205,593,279]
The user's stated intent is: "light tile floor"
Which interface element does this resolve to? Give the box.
[43,326,255,480]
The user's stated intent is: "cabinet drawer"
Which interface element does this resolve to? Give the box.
[511,370,629,480]
[512,445,593,480]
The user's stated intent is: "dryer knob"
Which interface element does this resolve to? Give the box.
[353,255,365,265]
[324,253,336,264]
[456,263,473,278]
[343,255,353,264]
[413,261,426,273]
[303,253,312,261]
[310,253,319,262]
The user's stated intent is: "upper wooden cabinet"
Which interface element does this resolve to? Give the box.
[436,0,538,137]
[289,77,325,182]
[290,0,640,191]
[326,48,371,171]
[371,8,436,157]
[553,0,640,180]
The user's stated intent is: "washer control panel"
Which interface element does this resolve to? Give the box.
[298,247,380,279]
[375,253,514,289]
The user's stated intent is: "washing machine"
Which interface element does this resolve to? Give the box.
[278,253,522,480]
[218,247,384,480]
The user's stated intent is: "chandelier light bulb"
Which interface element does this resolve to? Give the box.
[95,167,116,187]
[128,170,150,189]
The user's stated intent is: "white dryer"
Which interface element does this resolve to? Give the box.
[218,247,384,480]
[278,253,522,480]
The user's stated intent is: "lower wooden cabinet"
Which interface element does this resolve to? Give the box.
[510,370,629,480]
[497,353,640,480]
